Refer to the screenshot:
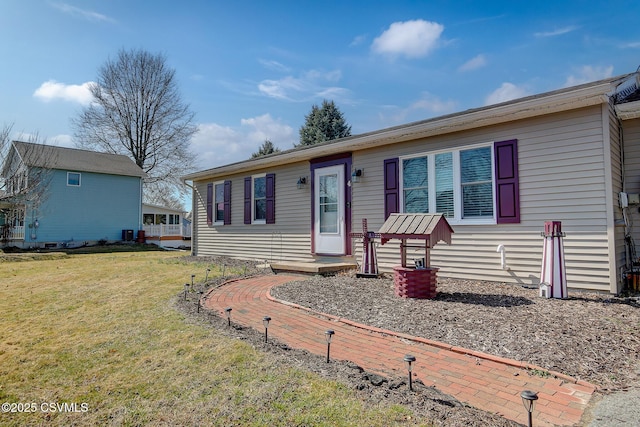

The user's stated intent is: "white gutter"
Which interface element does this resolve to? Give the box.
[615,100,640,120]
[183,75,627,182]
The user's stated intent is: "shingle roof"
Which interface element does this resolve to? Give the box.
[11,141,147,178]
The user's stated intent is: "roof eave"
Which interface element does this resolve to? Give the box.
[615,100,640,120]
[183,78,617,183]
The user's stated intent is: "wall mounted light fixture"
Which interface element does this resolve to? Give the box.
[351,169,363,183]
[297,176,308,189]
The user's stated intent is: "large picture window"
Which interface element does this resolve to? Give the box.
[400,145,494,223]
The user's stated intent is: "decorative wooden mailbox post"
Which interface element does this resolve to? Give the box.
[379,213,454,299]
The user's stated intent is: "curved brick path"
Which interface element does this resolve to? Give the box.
[203,275,596,426]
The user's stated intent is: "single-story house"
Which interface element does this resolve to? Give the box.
[142,203,191,248]
[0,141,146,248]
[183,71,640,294]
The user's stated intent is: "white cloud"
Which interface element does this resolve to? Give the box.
[377,92,457,125]
[258,69,349,102]
[11,131,73,148]
[564,65,614,87]
[50,2,116,23]
[459,54,487,72]
[189,114,295,169]
[484,83,530,105]
[50,134,74,148]
[350,34,367,47]
[371,19,444,59]
[534,26,578,38]
[621,41,640,48]
[258,59,291,73]
[33,80,94,105]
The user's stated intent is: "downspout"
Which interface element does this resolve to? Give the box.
[139,178,143,234]
[182,179,198,256]
[496,244,510,270]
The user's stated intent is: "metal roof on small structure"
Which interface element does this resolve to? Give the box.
[379,213,454,247]
[11,141,147,178]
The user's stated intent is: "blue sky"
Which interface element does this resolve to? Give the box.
[1,1,639,171]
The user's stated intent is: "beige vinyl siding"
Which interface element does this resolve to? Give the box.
[351,105,613,291]
[622,117,640,275]
[192,163,314,263]
[607,103,625,293]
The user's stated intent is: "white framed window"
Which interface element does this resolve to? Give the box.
[67,172,81,187]
[252,174,266,224]
[213,181,225,225]
[400,143,495,225]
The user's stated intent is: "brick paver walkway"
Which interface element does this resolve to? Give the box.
[203,275,597,426]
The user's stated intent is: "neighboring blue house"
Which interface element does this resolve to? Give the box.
[0,141,146,248]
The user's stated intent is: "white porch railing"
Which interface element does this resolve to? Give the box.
[143,224,183,237]
[2,226,25,240]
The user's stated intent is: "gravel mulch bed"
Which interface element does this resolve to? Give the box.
[177,256,640,425]
[271,272,640,392]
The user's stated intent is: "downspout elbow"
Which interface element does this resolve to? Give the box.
[496,244,510,270]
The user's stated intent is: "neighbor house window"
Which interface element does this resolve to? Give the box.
[400,145,494,223]
[67,172,81,186]
[168,214,180,225]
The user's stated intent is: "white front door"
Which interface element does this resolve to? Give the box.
[314,164,346,255]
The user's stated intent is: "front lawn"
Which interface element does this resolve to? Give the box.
[0,251,412,426]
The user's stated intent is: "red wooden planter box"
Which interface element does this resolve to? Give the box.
[393,266,438,299]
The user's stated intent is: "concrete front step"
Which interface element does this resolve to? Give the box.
[270,257,357,275]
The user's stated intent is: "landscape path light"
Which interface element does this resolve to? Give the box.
[403,354,416,391]
[197,290,204,313]
[183,283,190,300]
[262,316,271,343]
[225,307,232,326]
[205,268,211,282]
[521,390,538,427]
[325,330,335,363]
[191,274,195,287]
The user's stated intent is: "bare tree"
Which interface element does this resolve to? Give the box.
[71,48,198,207]
[0,124,55,244]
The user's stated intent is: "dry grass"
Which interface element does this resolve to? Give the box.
[0,251,415,426]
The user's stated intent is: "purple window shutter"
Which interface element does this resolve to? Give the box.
[223,180,232,225]
[384,158,399,219]
[244,177,252,224]
[266,173,275,224]
[206,183,213,226]
[494,139,520,224]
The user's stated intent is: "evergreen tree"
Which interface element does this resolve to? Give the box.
[297,100,351,147]
[251,139,280,158]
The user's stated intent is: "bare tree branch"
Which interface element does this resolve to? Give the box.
[71,48,198,208]
[1,124,56,243]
